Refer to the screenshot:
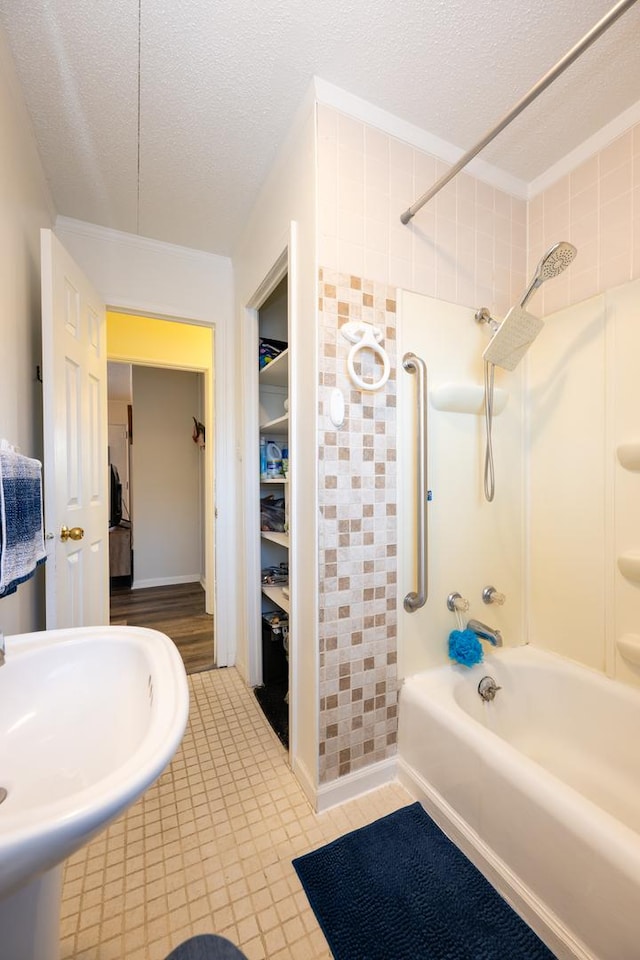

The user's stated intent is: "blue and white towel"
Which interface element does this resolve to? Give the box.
[0,445,46,598]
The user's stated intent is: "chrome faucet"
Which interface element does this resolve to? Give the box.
[467,619,503,647]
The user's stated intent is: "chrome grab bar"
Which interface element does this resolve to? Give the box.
[403,352,428,612]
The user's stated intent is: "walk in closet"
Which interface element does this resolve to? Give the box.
[255,275,290,747]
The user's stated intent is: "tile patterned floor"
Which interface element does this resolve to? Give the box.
[60,666,411,960]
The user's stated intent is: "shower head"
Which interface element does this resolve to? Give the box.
[481,240,578,371]
[482,305,544,372]
[520,241,577,308]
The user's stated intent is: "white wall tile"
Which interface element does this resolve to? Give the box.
[530,118,640,311]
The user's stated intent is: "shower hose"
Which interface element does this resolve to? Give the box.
[483,360,496,502]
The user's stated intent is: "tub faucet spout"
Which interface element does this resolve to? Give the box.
[467,619,503,647]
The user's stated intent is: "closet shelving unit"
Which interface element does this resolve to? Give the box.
[259,344,290,614]
[255,275,291,749]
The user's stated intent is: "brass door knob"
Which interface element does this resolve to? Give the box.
[60,525,85,542]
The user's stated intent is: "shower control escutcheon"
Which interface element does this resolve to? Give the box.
[478,676,502,702]
[482,585,506,605]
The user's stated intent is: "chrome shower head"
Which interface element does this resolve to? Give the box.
[520,241,577,308]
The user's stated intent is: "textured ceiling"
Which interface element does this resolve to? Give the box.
[1,0,639,255]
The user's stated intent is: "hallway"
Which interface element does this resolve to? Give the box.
[110,582,215,674]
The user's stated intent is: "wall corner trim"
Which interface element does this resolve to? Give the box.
[315,757,398,813]
[292,758,318,810]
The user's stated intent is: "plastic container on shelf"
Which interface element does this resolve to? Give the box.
[266,441,282,478]
[259,338,288,370]
[260,437,267,479]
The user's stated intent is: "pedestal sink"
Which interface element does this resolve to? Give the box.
[0,625,189,960]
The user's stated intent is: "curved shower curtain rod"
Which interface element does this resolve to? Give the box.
[400,0,639,225]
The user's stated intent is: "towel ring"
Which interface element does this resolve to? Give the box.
[341,321,390,392]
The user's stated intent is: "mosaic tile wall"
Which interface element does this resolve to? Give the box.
[317,268,398,784]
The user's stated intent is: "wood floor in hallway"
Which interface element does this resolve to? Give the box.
[110,581,215,674]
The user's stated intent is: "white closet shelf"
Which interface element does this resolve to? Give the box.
[260,414,288,436]
[261,584,290,613]
[259,349,288,387]
[260,477,288,484]
[261,531,289,547]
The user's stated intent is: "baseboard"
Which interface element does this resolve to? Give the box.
[315,757,397,813]
[292,757,317,810]
[132,575,202,590]
[397,758,593,960]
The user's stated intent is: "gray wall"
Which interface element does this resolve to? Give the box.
[131,366,203,587]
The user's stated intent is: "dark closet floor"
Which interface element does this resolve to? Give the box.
[254,682,289,748]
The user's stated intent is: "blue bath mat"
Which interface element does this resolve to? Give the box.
[293,802,556,960]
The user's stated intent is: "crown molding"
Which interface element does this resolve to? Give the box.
[528,98,640,198]
[55,216,232,268]
[313,77,529,200]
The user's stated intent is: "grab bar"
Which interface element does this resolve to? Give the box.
[402,352,428,612]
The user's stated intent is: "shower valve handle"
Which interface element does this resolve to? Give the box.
[482,586,506,606]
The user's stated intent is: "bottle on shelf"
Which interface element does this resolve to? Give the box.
[260,437,267,480]
[266,441,282,478]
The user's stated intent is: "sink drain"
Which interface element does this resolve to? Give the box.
[0,788,7,805]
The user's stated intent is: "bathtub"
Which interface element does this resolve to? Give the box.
[397,644,640,960]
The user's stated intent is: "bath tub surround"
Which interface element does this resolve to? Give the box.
[398,645,640,960]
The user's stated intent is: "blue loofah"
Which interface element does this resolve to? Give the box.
[448,628,484,667]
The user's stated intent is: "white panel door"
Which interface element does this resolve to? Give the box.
[41,228,109,628]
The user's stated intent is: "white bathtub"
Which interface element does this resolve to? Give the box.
[397,644,640,960]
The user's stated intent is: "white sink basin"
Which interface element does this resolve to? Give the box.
[0,625,189,958]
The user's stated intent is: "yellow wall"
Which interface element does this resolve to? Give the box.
[107,311,212,371]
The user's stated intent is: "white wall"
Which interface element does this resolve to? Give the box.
[529,278,640,690]
[53,217,237,659]
[131,366,203,587]
[0,26,55,634]
[233,90,319,800]
[398,293,525,678]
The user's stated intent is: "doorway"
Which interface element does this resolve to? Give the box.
[107,362,213,672]
[106,311,216,673]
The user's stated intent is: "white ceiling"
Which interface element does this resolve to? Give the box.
[1,0,639,256]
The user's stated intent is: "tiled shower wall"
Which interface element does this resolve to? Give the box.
[317,103,529,320]
[529,121,640,316]
[314,104,640,786]
[315,104,528,785]
[318,270,398,784]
